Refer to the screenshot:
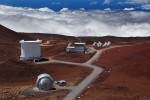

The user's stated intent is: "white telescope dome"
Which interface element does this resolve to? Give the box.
[36,73,54,91]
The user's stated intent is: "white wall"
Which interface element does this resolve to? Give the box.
[20,40,42,60]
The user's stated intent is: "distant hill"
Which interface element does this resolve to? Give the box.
[0,24,31,43]
[0,24,150,44]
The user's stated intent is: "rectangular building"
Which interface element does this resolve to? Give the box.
[66,42,86,53]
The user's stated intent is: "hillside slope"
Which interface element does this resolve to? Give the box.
[82,43,150,100]
[0,24,31,43]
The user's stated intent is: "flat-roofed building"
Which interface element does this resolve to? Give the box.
[66,46,75,53]
[20,39,42,60]
[66,42,86,53]
[74,42,86,53]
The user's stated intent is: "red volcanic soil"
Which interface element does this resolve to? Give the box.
[0,24,150,99]
[0,24,91,99]
[21,33,77,42]
[0,59,91,86]
[0,25,31,43]
[54,53,95,63]
[81,42,150,100]
[41,42,95,63]
[0,43,20,62]
[41,43,67,58]
[0,59,91,99]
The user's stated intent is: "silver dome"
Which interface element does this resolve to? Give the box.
[36,73,54,91]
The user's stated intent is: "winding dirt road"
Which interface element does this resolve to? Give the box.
[37,49,104,100]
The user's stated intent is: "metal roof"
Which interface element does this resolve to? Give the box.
[67,46,75,49]
[20,39,42,43]
[36,73,54,91]
[74,42,86,45]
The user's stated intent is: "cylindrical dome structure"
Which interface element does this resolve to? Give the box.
[20,39,42,60]
[36,73,54,91]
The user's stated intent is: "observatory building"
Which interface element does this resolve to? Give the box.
[66,42,86,53]
[36,73,54,91]
[20,39,42,60]
[74,42,86,53]
[66,46,75,53]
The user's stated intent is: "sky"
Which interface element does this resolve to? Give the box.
[0,0,150,11]
[0,0,150,37]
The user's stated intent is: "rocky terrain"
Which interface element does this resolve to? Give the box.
[0,24,150,100]
[81,42,150,100]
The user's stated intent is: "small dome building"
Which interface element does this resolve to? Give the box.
[36,73,54,91]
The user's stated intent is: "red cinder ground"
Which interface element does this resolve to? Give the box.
[0,43,19,62]
[53,52,95,63]
[0,25,92,99]
[0,59,91,99]
[0,24,150,100]
[41,41,95,63]
[41,42,67,58]
[81,42,150,100]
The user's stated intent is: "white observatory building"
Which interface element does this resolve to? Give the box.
[20,39,42,60]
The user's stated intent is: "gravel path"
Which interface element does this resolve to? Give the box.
[37,48,104,100]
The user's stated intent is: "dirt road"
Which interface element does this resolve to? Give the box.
[37,49,104,100]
